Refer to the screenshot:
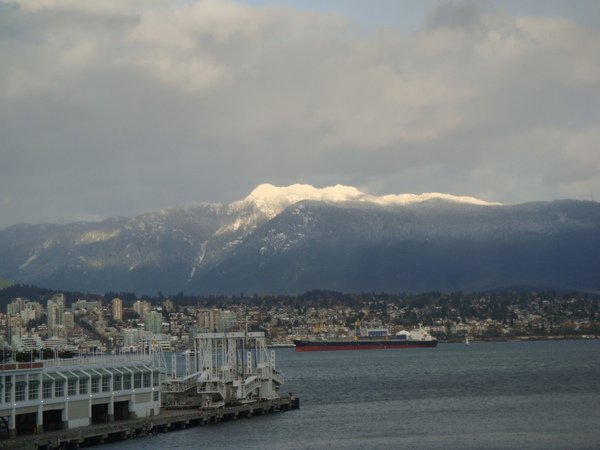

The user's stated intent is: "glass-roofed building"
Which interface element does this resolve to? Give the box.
[0,352,163,438]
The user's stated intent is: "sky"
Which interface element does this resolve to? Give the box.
[1,0,599,229]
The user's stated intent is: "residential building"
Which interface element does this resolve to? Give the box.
[112,298,123,322]
[144,311,163,334]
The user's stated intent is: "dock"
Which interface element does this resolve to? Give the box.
[0,331,295,449]
[2,396,300,450]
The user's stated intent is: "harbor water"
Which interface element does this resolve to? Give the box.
[103,339,600,449]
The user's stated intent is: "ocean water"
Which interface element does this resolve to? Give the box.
[104,340,600,449]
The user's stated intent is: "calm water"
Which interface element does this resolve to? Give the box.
[104,340,600,449]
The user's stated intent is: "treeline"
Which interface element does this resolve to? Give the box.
[1,284,599,311]
[0,284,103,308]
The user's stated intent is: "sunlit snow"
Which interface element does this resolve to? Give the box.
[234,183,501,218]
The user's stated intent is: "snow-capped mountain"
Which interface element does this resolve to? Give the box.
[0,184,599,295]
[234,183,501,219]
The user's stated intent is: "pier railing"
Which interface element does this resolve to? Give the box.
[42,354,154,368]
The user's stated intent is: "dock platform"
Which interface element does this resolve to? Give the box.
[1,396,299,450]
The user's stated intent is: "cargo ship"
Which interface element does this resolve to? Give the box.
[293,326,437,352]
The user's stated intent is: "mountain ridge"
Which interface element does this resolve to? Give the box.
[0,184,599,295]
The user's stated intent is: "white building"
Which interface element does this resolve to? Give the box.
[10,334,43,351]
[142,334,172,351]
[0,352,163,438]
[112,298,123,322]
[47,294,65,336]
[133,301,151,318]
[7,298,27,316]
[120,328,144,348]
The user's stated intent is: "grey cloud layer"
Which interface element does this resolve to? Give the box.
[1,0,599,229]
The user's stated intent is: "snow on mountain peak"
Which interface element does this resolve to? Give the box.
[236,183,501,217]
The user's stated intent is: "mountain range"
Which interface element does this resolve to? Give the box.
[1,184,599,295]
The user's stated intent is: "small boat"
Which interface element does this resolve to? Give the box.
[465,335,470,346]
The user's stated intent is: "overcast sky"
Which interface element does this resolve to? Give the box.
[1,0,599,229]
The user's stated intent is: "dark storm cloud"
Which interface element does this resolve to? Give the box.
[1,0,599,229]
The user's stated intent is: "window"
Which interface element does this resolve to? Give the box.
[134,373,142,389]
[79,378,88,395]
[102,377,110,392]
[123,374,132,390]
[4,377,11,403]
[15,383,26,402]
[4,385,11,403]
[68,380,77,396]
[153,391,159,402]
[143,373,151,388]
[91,376,100,393]
[43,382,52,399]
[55,381,64,398]
[29,381,39,400]
[153,372,160,387]
[113,375,121,392]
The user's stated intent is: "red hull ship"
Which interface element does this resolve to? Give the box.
[293,327,437,352]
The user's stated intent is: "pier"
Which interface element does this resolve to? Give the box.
[2,396,300,450]
[1,331,297,449]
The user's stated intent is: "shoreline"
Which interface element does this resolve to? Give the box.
[439,334,600,344]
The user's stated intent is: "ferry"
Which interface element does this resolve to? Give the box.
[293,326,437,352]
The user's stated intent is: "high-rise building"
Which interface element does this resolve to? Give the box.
[47,293,65,336]
[197,309,237,332]
[144,311,163,334]
[217,310,237,332]
[7,298,27,315]
[63,310,75,331]
[112,297,123,321]
[7,315,25,343]
[22,301,43,320]
[121,328,143,347]
[133,300,151,317]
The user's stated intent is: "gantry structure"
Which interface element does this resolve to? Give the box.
[161,331,283,409]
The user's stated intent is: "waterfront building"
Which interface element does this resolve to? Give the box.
[43,337,68,349]
[10,334,43,351]
[79,340,106,354]
[0,352,164,438]
[142,334,172,351]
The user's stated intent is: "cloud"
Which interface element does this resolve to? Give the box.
[0,0,599,229]
[424,0,483,32]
